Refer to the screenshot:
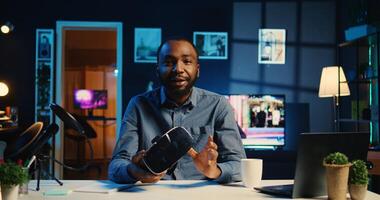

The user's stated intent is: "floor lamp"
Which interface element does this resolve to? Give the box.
[318,66,350,131]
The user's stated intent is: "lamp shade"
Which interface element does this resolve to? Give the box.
[318,66,350,97]
[0,82,9,96]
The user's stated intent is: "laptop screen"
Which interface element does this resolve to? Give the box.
[292,132,369,198]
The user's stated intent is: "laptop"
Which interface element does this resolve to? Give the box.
[254,132,370,198]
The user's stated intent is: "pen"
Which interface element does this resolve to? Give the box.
[26,155,36,169]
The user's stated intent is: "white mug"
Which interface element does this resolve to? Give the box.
[241,158,263,189]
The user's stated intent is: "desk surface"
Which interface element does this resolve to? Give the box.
[19,180,380,200]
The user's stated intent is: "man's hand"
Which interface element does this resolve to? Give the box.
[188,136,221,179]
[127,150,165,183]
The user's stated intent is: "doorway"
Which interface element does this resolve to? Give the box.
[56,21,123,179]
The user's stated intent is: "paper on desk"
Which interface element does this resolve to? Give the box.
[44,189,72,196]
[73,181,133,194]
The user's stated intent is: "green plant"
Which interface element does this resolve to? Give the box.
[349,160,369,185]
[0,162,29,189]
[324,152,349,165]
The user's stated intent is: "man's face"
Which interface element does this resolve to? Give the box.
[158,40,199,96]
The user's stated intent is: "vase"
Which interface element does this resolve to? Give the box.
[1,185,19,200]
[349,184,367,200]
[324,163,352,200]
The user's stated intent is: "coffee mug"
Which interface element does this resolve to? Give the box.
[241,158,263,188]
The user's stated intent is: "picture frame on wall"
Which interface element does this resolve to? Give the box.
[37,31,53,59]
[35,29,54,125]
[258,29,286,64]
[134,28,161,63]
[193,32,228,60]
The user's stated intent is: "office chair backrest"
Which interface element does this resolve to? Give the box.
[50,103,85,136]
[71,114,97,139]
[50,103,95,171]
[4,122,44,160]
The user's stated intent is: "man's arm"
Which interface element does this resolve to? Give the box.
[108,97,140,183]
[187,97,246,183]
[108,97,164,183]
[188,136,221,179]
[213,97,247,183]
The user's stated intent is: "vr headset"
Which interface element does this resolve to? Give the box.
[142,126,193,175]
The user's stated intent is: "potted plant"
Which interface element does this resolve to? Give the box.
[323,152,352,200]
[0,162,29,200]
[349,160,369,200]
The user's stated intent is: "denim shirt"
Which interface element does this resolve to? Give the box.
[108,87,246,184]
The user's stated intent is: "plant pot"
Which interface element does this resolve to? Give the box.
[1,185,19,200]
[349,184,367,200]
[324,163,352,200]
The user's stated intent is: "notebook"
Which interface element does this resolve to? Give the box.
[254,132,369,198]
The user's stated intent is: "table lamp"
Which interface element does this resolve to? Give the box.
[318,66,350,131]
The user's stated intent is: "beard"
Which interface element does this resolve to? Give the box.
[159,74,198,97]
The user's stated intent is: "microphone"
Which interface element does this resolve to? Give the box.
[142,126,193,175]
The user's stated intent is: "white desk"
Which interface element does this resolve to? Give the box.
[19,180,380,200]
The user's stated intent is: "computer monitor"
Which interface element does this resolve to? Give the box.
[225,94,285,149]
[74,89,107,110]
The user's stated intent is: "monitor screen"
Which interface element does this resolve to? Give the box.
[74,89,107,109]
[225,94,285,148]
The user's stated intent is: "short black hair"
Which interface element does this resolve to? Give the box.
[156,36,199,63]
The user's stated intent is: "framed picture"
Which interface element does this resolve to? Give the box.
[134,28,161,63]
[35,29,54,125]
[258,29,286,64]
[37,30,53,59]
[193,32,228,60]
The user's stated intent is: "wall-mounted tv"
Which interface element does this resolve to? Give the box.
[74,89,108,110]
[225,94,285,149]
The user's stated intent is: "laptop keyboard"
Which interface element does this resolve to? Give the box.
[255,184,294,197]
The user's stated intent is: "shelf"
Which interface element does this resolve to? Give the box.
[339,31,379,48]
[339,118,371,123]
[368,151,380,175]
[341,77,378,84]
[338,31,379,146]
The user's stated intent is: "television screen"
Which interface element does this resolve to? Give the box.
[74,89,107,109]
[225,94,285,148]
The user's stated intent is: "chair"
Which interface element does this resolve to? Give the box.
[4,122,44,161]
[65,113,100,171]
[50,103,101,177]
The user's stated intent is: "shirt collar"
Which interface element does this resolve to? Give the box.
[160,87,198,108]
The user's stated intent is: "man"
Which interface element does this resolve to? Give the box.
[108,37,246,184]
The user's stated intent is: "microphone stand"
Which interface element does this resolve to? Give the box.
[26,123,63,191]
[32,154,63,191]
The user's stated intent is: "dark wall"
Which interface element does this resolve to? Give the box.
[0,0,233,127]
[0,0,338,133]
[231,1,336,132]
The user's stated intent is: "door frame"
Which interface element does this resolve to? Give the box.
[56,21,123,178]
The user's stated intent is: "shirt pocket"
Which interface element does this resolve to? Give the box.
[186,125,214,153]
